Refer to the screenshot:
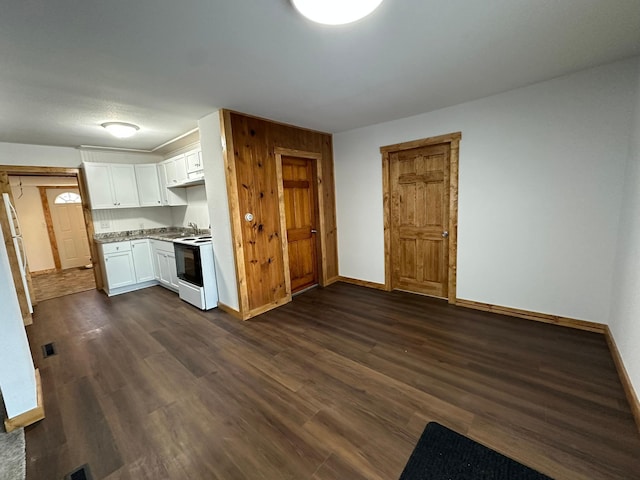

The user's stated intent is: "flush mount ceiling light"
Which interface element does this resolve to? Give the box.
[101,122,140,138]
[292,0,383,25]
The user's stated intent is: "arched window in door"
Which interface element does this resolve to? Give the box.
[54,192,82,204]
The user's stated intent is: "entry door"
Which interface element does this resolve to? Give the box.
[282,156,318,293]
[390,143,450,297]
[46,189,91,269]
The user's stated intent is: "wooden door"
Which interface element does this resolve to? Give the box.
[46,188,91,269]
[282,156,318,293]
[390,143,450,297]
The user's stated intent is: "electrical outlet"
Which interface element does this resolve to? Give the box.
[100,220,110,229]
[139,222,145,230]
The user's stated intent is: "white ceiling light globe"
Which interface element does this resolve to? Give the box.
[292,0,384,25]
[101,122,140,138]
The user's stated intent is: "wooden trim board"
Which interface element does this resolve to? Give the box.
[380,132,461,303]
[4,369,45,432]
[605,326,640,433]
[338,276,387,291]
[219,110,250,319]
[456,298,607,334]
[38,186,62,270]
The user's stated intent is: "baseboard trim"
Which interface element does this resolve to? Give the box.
[4,368,45,432]
[217,302,243,320]
[338,276,388,291]
[455,299,607,334]
[246,296,291,320]
[605,326,640,433]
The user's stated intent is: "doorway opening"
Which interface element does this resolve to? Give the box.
[381,132,461,304]
[1,167,99,306]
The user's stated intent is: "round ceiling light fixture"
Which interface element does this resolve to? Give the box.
[291,0,383,25]
[101,122,140,138]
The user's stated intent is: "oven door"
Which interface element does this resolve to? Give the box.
[174,243,203,287]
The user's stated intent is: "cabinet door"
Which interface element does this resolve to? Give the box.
[131,239,155,282]
[159,162,187,206]
[173,156,188,185]
[110,164,139,208]
[185,149,202,174]
[104,251,135,289]
[166,252,180,290]
[164,156,180,186]
[135,164,162,207]
[83,163,115,209]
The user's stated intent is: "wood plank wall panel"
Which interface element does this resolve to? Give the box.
[226,111,337,315]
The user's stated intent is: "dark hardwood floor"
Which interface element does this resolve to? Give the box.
[24,283,640,479]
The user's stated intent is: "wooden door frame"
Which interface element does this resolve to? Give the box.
[380,132,461,304]
[274,148,327,300]
[0,166,103,301]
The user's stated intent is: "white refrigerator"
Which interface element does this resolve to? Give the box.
[2,192,33,314]
[0,220,37,419]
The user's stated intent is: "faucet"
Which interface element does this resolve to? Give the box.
[188,222,198,235]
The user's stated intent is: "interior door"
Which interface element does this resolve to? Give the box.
[46,188,91,269]
[390,143,450,297]
[282,156,318,293]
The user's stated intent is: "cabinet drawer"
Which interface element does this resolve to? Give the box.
[101,241,132,254]
[152,239,175,254]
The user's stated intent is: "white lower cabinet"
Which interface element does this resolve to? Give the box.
[131,239,155,282]
[104,246,136,291]
[100,239,171,296]
[151,240,179,292]
[100,242,136,292]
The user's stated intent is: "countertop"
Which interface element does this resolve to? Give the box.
[94,228,208,244]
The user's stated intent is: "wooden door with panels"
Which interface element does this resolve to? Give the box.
[381,133,461,303]
[281,155,319,293]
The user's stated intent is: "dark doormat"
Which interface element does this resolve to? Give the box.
[399,422,553,480]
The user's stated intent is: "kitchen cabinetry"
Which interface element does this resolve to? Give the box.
[84,162,140,209]
[101,242,135,290]
[135,164,163,207]
[99,240,159,295]
[158,163,188,206]
[185,148,204,178]
[163,154,188,186]
[151,240,179,292]
[131,239,155,282]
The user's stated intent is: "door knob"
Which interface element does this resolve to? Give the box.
[442,231,449,238]
[311,229,317,234]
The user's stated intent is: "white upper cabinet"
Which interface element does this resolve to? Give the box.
[164,154,188,186]
[84,162,140,209]
[158,162,188,206]
[83,163,113,209]
[135,164,163,207]
[109,164,139,208]
[185,148,203,174]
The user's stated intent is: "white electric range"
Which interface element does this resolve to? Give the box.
[173,235,218,310]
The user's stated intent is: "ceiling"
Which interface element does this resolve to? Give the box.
[1,0,639,150]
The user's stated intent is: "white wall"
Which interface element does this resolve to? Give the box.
[0,142,81,167]
[334,57,638,323]
[199,111,239,311]
[609,63,640,399]
[0,221,37,419]
[10,185,55,272]
[170,185,211,231]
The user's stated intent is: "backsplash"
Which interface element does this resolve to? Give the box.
[92,207,174,234]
